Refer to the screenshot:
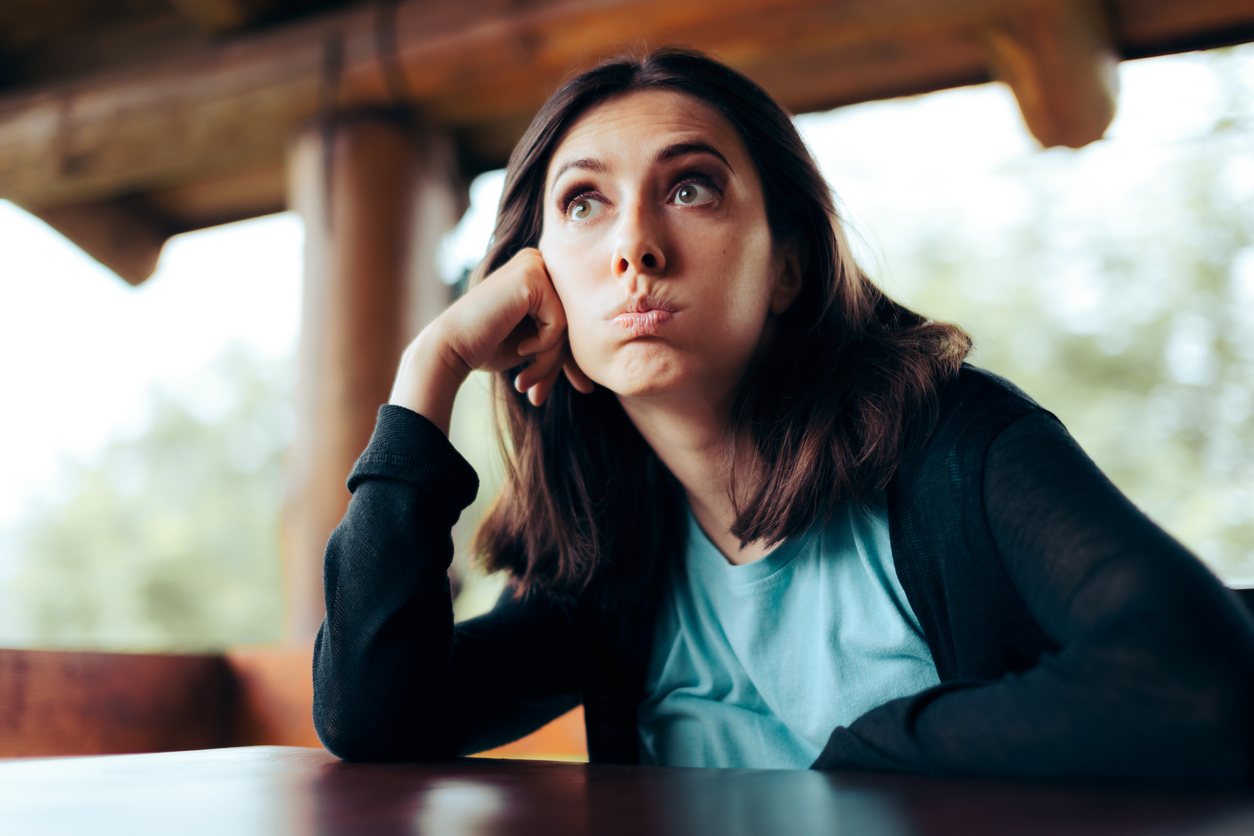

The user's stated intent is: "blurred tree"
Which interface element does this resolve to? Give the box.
[883,47,1254,581]
[8,345,292,651]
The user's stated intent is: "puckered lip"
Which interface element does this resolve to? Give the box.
[604,294,680,320]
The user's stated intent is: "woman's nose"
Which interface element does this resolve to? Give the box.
[611,205,667,279]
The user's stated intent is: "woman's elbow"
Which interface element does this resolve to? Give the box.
[313,706,456,763]
[315,725,454,763]
[1162,663,1254,788]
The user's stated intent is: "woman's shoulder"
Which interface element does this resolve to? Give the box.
[940,363,1048,419]
[901,364,1061,483]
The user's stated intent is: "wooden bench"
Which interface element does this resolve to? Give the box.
[0,645,585,761]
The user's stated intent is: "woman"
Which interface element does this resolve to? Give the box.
[312,48,1254,786]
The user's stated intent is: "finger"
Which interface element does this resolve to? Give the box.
[522,344,564,406]
[515,277,566,356]
[513,342,565,393]
[527,367,561,407]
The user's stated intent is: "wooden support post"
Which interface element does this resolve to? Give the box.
[282,110,466,645]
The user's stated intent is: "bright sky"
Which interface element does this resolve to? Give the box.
[0,47,1248,543]
[0,212,303,532]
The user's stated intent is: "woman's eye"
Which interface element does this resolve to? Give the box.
[670,180,717,206]
[566,195,606,222]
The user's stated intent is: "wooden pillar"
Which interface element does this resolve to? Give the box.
[282,109,466,644]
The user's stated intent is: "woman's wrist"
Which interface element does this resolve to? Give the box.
[388,326,469,436]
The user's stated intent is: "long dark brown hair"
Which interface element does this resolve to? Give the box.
[472,47,970,607]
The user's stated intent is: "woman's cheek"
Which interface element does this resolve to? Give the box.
[546,241,615,381]
[565,309,605,381]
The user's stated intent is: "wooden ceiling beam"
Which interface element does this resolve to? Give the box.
[984,0,1118,148]
[164,0,283,35]
[1111,0,1254,58]
[0,0,1040,211]
[0,0,1251,222]
[0,6,203,92]
[141,161,287,233]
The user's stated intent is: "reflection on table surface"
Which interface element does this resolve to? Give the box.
[1,745,1251,835]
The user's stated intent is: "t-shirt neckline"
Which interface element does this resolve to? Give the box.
[683,502,815,588]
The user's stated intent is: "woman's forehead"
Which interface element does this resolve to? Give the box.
[546,89,749,180]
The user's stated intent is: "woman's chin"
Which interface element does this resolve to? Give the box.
[597,350,691,399]
[609,379,679,400]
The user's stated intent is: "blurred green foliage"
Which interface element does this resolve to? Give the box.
[877,67,1253,582]
[6,346,291,650]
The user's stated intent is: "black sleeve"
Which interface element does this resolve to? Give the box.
[311,404,582,762]
[812,411,1254,787]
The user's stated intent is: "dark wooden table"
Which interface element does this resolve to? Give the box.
[2,745,1252,835]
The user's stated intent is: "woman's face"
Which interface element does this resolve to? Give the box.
[538,89,799,405]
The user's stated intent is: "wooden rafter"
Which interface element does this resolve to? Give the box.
[984,0,1118,148]
[29,200,170,287]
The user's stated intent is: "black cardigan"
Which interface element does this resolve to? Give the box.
[312,365,1254,787]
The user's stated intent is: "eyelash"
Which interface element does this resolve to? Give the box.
[557,172,723,215]
[558,184,605,215]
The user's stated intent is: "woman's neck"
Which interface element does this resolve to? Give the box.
[617,391,772,565]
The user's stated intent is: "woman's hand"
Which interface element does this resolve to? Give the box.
[388,248,594,434]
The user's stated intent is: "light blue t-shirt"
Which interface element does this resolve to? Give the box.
[636,494,939,769]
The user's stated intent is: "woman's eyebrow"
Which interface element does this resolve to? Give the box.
[550,141,733,192]
[550,157,608,188]
[655,141,732,171]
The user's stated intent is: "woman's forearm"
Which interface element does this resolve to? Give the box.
[312,406,479,761]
